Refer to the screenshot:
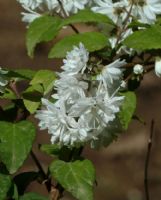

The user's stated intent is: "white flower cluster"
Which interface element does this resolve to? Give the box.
[0,67,8,93]
[35,43,126,147]
[17,0,91,23]
[92,0,161,25]
[92,0,161,53]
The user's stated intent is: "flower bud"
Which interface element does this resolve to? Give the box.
[155,57,161,77]
[133,64,144,75]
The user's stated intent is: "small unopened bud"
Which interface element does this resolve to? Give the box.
[120,80,126,88]
[155,57,161,77]
[133,64,144,75]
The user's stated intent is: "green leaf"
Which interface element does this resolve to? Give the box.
[0,174,12,200]
[0,89,17,100]
[22,85,43,114]
[11,184,19,200]
[40,144,60,156]
[50,159,95,200]
[123,25,161,50]
[23,99,40,114]
[128,20,150,29]
[63,9,114,26]
[30,70,56,94]
[0,121,36,174]
[7,69,36,81]
[26,15,62,57]
[156,17,161,25]
[49,32,109,58]
[19,192,49,200]
[118,92,137,130]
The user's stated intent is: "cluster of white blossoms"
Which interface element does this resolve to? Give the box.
[92,0,161,25]
[92,0,161,53]
[0,67,8,93]
[35,43,126,147]
[17,0,91,23]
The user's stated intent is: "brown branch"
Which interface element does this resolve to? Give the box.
[57,0,79,34]
[115,3,133,47]
[9,80,20,98]
[144,119,155,200]
[31,150,51,192]
[50,187,60,200]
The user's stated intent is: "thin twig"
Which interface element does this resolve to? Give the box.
[31,150,51,192]
[115,3,133,47]
[9,80,20,98]
[57,0,79,34]
[144,119,155,200]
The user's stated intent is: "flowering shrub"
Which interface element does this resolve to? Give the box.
[0,0,161,199]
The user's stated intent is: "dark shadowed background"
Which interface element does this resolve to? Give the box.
[1,1,161,200]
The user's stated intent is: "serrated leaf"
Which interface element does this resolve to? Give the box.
[123,25,161,50]
[50,159,95,200]
[63,9,114,26]
[0,121,36,174]
[49,32,109,58]
[19,192,49,200]
[0,174,12,200]
[118,92,136,130]
[26,15,62,57]
[30,70,56,94]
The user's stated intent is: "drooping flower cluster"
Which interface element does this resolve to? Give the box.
[35,43,126,147]
[0,67,8,93]
[17,0,91,23]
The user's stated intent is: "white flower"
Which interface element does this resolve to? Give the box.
[109,28,133,54]
[0,67,8,93]
[91,0,128,25]
[131,0,161,24]
[155,57,161,77]
[36,98,91,146]
[133,64,144,75]
[45,0,60,11]
[97,59,126,88]
[53,75,88,103]
[21,10,41,23]
[69,95,124,130]
[17,0,43,9]
[61,43,89,75]
[18,0,91,23]
[62,0,90,16]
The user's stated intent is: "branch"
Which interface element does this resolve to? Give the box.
[144,119,155,200]
[31,150,51,192]
[57,0,79,34]
[115,3,133,47]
